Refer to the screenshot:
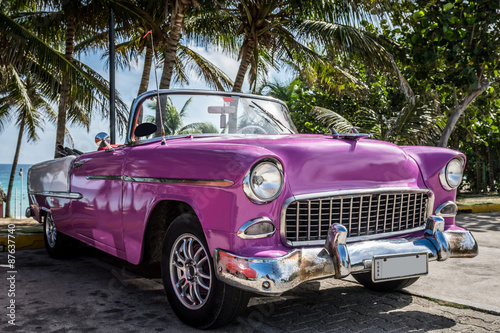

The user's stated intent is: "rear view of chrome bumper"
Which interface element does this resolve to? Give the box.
[214,216,478,295]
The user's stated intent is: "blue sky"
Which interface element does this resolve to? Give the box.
[0,45,277,165]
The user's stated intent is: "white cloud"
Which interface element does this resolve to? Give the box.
[0,46,288,165]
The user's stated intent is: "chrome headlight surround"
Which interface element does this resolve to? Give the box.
[439,157,464,191]
[243,158,284,204]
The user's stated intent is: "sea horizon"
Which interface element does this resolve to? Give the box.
[0,163,32,218]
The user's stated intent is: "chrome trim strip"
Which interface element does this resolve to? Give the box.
[287,225,427,246]
[237,217,276,239]
[123,176,234,187]
[435,201,458,217]
[86,175,123,181]
[280,187,434,247]
[28,191,82,199]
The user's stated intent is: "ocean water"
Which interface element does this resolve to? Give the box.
[0,164,32,218]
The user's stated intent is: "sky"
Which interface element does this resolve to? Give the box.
[0,44,280,165]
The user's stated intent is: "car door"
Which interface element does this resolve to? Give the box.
[70,147,127,253]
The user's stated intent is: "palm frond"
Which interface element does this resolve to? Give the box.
[312,106,361,133]
[177,45,234,91]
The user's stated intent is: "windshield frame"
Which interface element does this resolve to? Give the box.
[126,90,297,145]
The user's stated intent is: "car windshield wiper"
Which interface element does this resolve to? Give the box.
[251,102,294,133]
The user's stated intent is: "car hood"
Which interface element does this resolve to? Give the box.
[161,134,424,195]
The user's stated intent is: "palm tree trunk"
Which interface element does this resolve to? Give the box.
[5,115,25,218]
[232,37,255,93]
[54,12,76,157]
[159,0,191,89]
[138,44,153,95]
[438,79,490,147]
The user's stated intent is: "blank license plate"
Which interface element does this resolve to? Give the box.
[372,253,428,282]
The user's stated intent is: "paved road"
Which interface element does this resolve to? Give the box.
[1,213,499,332]
[404,211,500,314]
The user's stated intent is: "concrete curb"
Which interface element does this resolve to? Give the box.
[0,233,44,251]
[458,204,500,214]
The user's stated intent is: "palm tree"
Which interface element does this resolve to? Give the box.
[311,95,443,145]
[8,0,147,156]
[210,0,412,99]
[0,66,57,218]
[144,97,218,136]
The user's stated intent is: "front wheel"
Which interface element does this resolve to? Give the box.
[161,214,249,329]
[352,272,419,292]
[44,213,77,259]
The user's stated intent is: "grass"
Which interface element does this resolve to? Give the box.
[456,194,500,206]
[426,297,471,310]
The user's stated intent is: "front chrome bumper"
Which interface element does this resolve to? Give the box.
[214,216,478,295]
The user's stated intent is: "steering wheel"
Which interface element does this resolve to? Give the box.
[236,125,268,134]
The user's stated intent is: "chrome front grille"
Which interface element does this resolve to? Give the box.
[282,189,431,246]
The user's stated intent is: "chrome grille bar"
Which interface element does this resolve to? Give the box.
[283,188,432,246]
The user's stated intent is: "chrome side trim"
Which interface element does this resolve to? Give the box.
[28,191,82,199]
[123,176,234,187]
[86,175,123,181]
[280,187,434,247]
[237,217,276,239]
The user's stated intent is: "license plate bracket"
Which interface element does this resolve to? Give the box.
[372,252,428,282]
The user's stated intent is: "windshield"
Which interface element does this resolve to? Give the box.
[129,91,297,142]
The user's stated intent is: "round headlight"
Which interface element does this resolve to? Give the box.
[243,160,283,204]
[439,158,464,190]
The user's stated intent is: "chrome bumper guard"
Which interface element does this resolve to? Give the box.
[214,216,478,295]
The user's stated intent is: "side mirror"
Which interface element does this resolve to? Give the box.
[95,132,113,150]
[134,122,157,138]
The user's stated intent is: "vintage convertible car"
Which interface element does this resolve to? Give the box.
[27,90,478,328]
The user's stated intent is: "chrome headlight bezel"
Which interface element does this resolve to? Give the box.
[243,158,284,204]
[439,157,464,191]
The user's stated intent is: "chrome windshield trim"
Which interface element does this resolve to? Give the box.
[86,175,123,181]
[28,191,82,199]
[280,187,434,247]
[123,176,234,187]
[127,90,291,144]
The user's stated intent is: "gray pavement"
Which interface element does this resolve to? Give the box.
[1,213,499,332]
[404,211,500,314]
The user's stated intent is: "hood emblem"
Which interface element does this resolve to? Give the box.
[329,128,370,141]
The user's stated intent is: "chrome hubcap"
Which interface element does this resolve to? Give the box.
[170,234,212,309]
[46,215,57,248]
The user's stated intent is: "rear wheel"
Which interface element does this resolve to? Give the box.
[44,213,77,259]
[353,272,419,292]
[162,214,249,329]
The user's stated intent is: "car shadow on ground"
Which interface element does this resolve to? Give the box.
[228,281,456,332]
[84,246,457,332]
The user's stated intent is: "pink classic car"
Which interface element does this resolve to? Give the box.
[27,90,478,328]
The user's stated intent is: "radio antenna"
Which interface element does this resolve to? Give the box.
[143,30,166,145]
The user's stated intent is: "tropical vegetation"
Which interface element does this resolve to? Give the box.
[0,0,498,216]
